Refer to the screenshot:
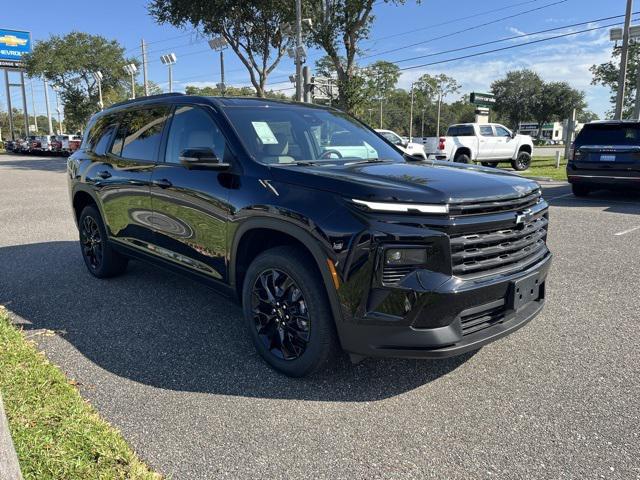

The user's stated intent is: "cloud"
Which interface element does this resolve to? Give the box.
[396,29,615,117]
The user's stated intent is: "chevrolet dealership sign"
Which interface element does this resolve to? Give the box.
[0,29,31,68]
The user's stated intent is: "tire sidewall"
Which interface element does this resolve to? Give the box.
[454,153,471,164]
[514,151,531,171]
[78,205,127,278]
[242,248,335,377]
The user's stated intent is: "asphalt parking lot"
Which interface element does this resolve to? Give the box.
[1,153,639,479]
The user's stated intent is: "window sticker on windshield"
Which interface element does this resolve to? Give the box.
[251,121,279,144]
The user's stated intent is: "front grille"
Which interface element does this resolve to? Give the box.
[459,300,507,336]
[448,189,542,216]
[382,265,414,286]
[450,214,549,278]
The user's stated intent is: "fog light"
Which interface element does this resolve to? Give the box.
[385,248,429,266]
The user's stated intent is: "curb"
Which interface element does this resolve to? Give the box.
[0,394,23,480]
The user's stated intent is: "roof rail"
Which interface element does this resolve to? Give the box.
[107,92,184,109]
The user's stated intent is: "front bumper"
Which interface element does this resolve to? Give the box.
[338,253,551,359]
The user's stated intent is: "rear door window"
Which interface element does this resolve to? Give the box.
[575,124,640,147]
[110,106,171,161]
[479,125,494,136]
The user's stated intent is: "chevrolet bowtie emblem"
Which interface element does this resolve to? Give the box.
[0,35,28,47]
[515,208,534,225]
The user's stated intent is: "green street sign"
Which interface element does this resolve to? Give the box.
[470,92,496,108]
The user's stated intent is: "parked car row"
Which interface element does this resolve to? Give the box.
[4,134,82,156]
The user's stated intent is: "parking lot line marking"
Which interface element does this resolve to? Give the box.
[614,225,640,236]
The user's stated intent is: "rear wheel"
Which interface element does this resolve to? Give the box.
[511,151,532,171]
[242,246,339,377]
[78,205,128,278]
[454,153,471,164]
[572,184,591,197]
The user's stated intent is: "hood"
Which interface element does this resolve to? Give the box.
[270,160,538,204]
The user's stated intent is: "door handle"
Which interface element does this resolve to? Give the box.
[152,178,173,188]
[97,170,111,179]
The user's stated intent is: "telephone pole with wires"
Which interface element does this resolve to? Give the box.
[615,0,634,119]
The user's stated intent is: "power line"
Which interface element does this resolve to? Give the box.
[396,18,632,72]
[360,0,568,60]
[361,0,546,45]
[391,12,637,65]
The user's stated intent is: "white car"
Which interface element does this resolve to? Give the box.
[375,129,427,159]
[424,123,534,171]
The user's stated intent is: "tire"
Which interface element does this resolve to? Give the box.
[454,153,471,164]
[242,246,339,377]
[481,161,498,168]
[78,205,128,278]
[572,184,590,197]
[511,151,532,171]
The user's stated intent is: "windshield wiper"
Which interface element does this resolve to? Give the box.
[347,158,389,165]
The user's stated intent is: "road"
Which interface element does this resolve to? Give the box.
[1,153,639,479]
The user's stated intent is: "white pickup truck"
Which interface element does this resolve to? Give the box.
[375,129,427,159]
[424,123,534,171]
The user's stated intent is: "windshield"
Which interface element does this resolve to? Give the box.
[575,124,640,147]
[224,105,404,165]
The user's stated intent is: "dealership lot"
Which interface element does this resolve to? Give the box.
[0,153,639,479]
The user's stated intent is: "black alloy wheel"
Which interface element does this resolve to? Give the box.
[81,214,103,271]
[511,151,532,171]
[251,269,311,361]
[78,205,128,278]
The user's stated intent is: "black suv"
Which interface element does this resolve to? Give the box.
[568,120,640,196]
[68,94,551,376]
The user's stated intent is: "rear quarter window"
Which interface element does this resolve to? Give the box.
[575,124,640,147]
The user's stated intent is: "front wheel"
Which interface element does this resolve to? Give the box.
[511,151,532,171]
[242,246,339,377]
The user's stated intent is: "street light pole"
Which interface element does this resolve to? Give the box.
[43,80,53,135]
[92,71,104,110]
[208,37,228,96]
[421,108,426,138]
[29,79,38,133]
[615,0,634,120]
[409,82,415,141]
[160,53,177,93]
[52,85,63,134]
[436,89,443,137]
[123,64,138,99]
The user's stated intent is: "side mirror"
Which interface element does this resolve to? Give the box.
[511,131,517,139]
[179,147,229,169]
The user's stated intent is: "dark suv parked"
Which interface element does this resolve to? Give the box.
[568,120,640,196]
[68,93,551,376]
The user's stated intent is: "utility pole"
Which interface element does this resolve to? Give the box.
[409,82,415,141]
[303,66,312,103]
[368,108,373,124]
[295,0,303,102]
[634,63,640,119]
[141,39,149,96]
[379,98,383,129]
[220,50,225,95]
[43,79,53,135]
[29,79,38,133]
[421,108,426,138]
[564,108,577,160]
[615,0,634,120]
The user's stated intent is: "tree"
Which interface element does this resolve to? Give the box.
[22,32,136,129]
[491,70,544,130]
[149,0,294,97]
[591,43,640,119]
[531,81,586,135]
[577,110,599,123]
[306,0,412,113]
[185,84,290,99]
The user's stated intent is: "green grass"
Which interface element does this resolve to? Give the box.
[0,307,160,480]
[502,155,568,181]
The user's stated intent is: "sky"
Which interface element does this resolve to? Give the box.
[0,0,632,122]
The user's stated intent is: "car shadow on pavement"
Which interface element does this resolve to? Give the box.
[0,156,68,173]
[542,184,640,215]
[0,241,473,402]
